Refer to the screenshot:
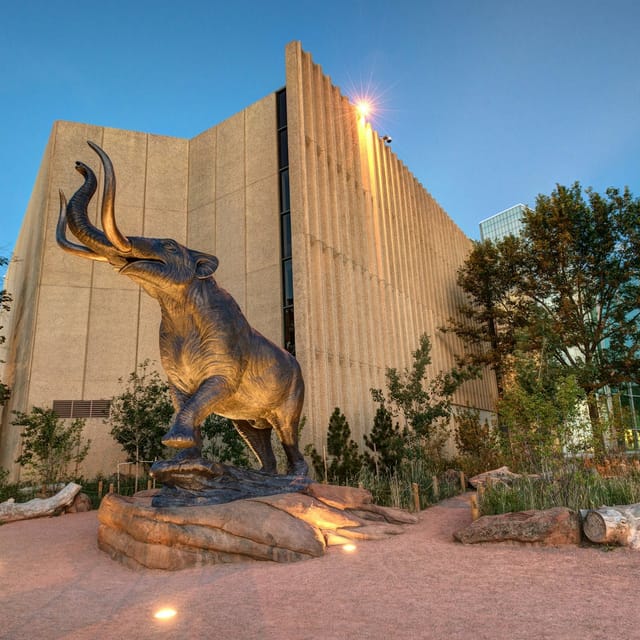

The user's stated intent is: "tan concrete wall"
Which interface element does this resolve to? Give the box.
[285,42,497,448]
[2,94,281,481]
[0,129,57,476]
[188,94,281,343]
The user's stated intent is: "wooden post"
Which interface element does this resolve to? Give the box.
[460,471,466,492]
[322,445,328,484]
[470,494,480,521]
[97,480,103,499]
[432,475,440,502]
[477,483,485,505]
[147,479,152,490]
[108,483,114,494]
[411,482,421,513]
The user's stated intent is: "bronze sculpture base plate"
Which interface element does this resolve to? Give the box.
[150,453,312,507]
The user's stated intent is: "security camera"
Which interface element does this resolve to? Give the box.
[382,135,392,144]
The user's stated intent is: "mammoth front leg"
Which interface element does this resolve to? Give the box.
[162,376,233,449]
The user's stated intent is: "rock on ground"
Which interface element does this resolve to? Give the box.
[454,506,580,546]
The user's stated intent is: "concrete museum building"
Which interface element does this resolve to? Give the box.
[0,42,497,479]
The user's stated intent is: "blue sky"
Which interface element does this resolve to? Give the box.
[2,0,638,277]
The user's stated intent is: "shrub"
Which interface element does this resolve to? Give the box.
[368,333,471,473]
[13,407,90,490]
[108,361,174,465]
[453,408,503,477]
[498,353,588,472]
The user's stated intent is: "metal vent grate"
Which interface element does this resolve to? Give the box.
[53,400,111,419]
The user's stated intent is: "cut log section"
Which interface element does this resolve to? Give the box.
[583,503,640,548]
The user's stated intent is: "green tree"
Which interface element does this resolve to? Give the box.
[0,255,12,406]
[498,352,587,471]
[367,334,472,472]
[453,408,502,477]
[108,361,174,465]
[515,184,640,453]
[201,414,251,468]
[451,184,640,454]
[306,408,363,483]
[444,237,532,398]
[14,407,90,489]
[372,334,470,437]
[363,403,407,475]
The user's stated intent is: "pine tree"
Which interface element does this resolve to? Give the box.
[307,408,363,484]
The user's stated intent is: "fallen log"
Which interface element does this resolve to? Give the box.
[0,482,82,524]
[583,503,640,548]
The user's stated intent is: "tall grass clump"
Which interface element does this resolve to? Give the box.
[354,459,462,511]
[479,467,640,516]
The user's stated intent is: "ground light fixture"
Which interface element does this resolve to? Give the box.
[154,608,177,620]
[342,543,357,553]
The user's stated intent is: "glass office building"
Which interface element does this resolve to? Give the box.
[479,204,526,242]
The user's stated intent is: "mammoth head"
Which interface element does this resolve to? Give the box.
[57,141,219,292]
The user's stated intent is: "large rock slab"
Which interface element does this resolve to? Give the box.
[98,483,417,570]
[454,507,580,546]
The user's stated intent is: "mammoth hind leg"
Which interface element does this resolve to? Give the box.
[233,420,277,474]
[269,414,309,477]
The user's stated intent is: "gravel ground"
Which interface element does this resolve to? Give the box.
[2,493,639,640]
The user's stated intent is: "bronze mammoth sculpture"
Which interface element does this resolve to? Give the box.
[57,141,308,476]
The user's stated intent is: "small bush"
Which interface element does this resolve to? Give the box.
[453,408,503,477]
[13,407,90,492]
[108,361,174,466]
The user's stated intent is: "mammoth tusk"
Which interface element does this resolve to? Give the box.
[56,191,108,262]
[87,141,132,254]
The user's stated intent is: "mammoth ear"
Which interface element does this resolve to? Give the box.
[195,254,219,280]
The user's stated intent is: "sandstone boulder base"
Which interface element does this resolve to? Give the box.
[454,507,580,546]
[97,483,418,570]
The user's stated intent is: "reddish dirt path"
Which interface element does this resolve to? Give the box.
[2,494,639,640]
